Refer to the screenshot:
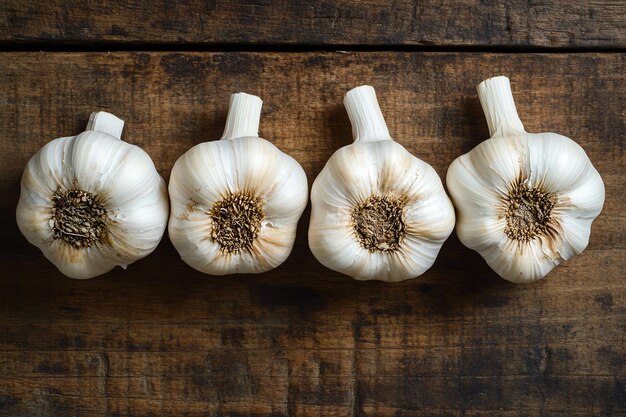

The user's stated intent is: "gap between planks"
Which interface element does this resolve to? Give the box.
[0,42,625,54]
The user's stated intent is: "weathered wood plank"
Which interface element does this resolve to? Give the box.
[1,1,625,48]
[0,52,624,416]
[1,345,623,382]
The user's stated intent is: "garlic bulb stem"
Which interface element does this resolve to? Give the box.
[86,111,124,139]
[344,85,392,143]
[477,76,525,137]
[221,93,263,140]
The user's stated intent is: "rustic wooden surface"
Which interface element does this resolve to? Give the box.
[2,0,626,48]
[0,51,624,416]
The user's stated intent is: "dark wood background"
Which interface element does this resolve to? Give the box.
[0,2,624,416]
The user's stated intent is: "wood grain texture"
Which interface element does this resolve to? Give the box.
[0,52,624,416]
[1,0,626,48]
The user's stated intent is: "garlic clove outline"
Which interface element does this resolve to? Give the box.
[168,93,308,275]
[309,85,456,282]
[16,112,169,279]
[446,76,605,283]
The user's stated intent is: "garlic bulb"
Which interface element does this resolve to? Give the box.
[168,93,308,275]
[308,85,455,282]
[446,76,605,283]
[16,112,169,279]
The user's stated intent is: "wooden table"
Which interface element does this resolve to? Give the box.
[1,2,624,416]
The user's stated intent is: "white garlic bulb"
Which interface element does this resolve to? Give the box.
[16,112,169,279]
[446,76,605,283]
[168,93,308,275]
[308,85,455,282]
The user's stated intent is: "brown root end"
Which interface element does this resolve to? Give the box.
[504,176,557,242]
[51,189,108,248]
[352,195,405,252]
[209,191,264,254]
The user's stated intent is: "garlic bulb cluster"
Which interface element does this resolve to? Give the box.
[16,112,169,279]
[446,76,605,283]
[168,93,308,275]
[309,86,455,282]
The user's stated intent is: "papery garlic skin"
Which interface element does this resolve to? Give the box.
[446,76,604,283]
[16,112,169,279]
[309,86,455,282]
[168,93,308,275]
